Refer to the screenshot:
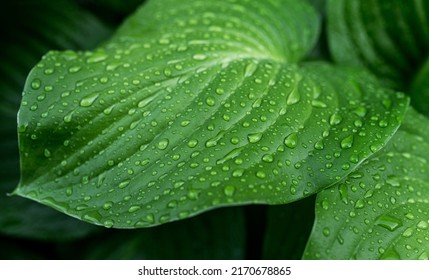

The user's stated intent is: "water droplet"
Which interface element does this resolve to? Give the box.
[262,154,274,163]
[192,54,207,60]
[205,96,216,106]
[31,78,41,90]
[417,220,428,230]
[322,200,330,210]
[378,120,388,127]
[103,201,113,210]
[256,170,266,179]
[128,205,141,213]
[118,180,130,189]
[167,200,178,208]
[103,220,114,228]
[68,65,82,73]
[247,132,262,143]
[286,87,300,105]
[224,185,236,197]
[354,199,365,209]
[44,148,51,158]
[314,140,324,150]
[353,106,367,117]
[339,184,348,204]
[86,52,108,63]
[340,134,354,149]
[187,189,200,200]
[80,92,99,107]
[375,214,403,231]
[323,227,330,237]
[284,133,298,148]
[157,138,169,150]
[311,100,327,108]
[206,131,225,147]
[180,120,191,127]
[402,227,413,237]
[187,139,198,148]
[217,147,243,164]
[329,113,342,126]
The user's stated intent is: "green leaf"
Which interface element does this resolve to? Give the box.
[0,0,110,240]
[304,108,429,260]
[327,0,429,117]
[15,0,408,228]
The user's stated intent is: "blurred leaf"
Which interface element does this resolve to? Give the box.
[0,0,111,240]
[79,207,246,259]
[263,196,315,259]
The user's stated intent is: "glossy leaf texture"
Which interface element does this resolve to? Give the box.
[327,0,429,115]
[304,108,429,260]
[0,0,110,240]
[15,0,408,228]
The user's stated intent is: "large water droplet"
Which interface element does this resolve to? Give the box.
[286,87,300,105]
[80,92,99,107]
[247,132,262,143]
[284,133,298,148]
[340,134,354,149]
[157,138,169,150]
[375,214,403,231]
[224,185,236,197]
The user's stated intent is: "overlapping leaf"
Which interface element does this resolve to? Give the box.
[15,0,408,228]
[304,109,429,259]
[327,0,429,115]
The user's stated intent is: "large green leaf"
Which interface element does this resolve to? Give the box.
[0,0,110,240]
[304,108,429,259]
[327,0,429,115]
[14,0,408,228]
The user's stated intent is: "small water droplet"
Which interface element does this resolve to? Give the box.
[187,139,198,148]
[224,185,236,197]
[86,52,108,63]
[323,227,330,237]
[103,220,114,228]
[192,54,207,60]
[128,205,141,213]
[44,148,51,158]
[118,180,130,189]
[354,199,365,209]
[31,78,41,90]
[256,170,266,179]
[314,140,324,150]
[206,96,216,106]
[311,100,327,108]
[157,138,169,150]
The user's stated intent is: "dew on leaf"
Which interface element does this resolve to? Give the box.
[284,132,298,148]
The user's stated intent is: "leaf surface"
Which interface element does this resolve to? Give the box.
[327,0,429,115]
[304,109,429,259]
[15,0,408,228]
